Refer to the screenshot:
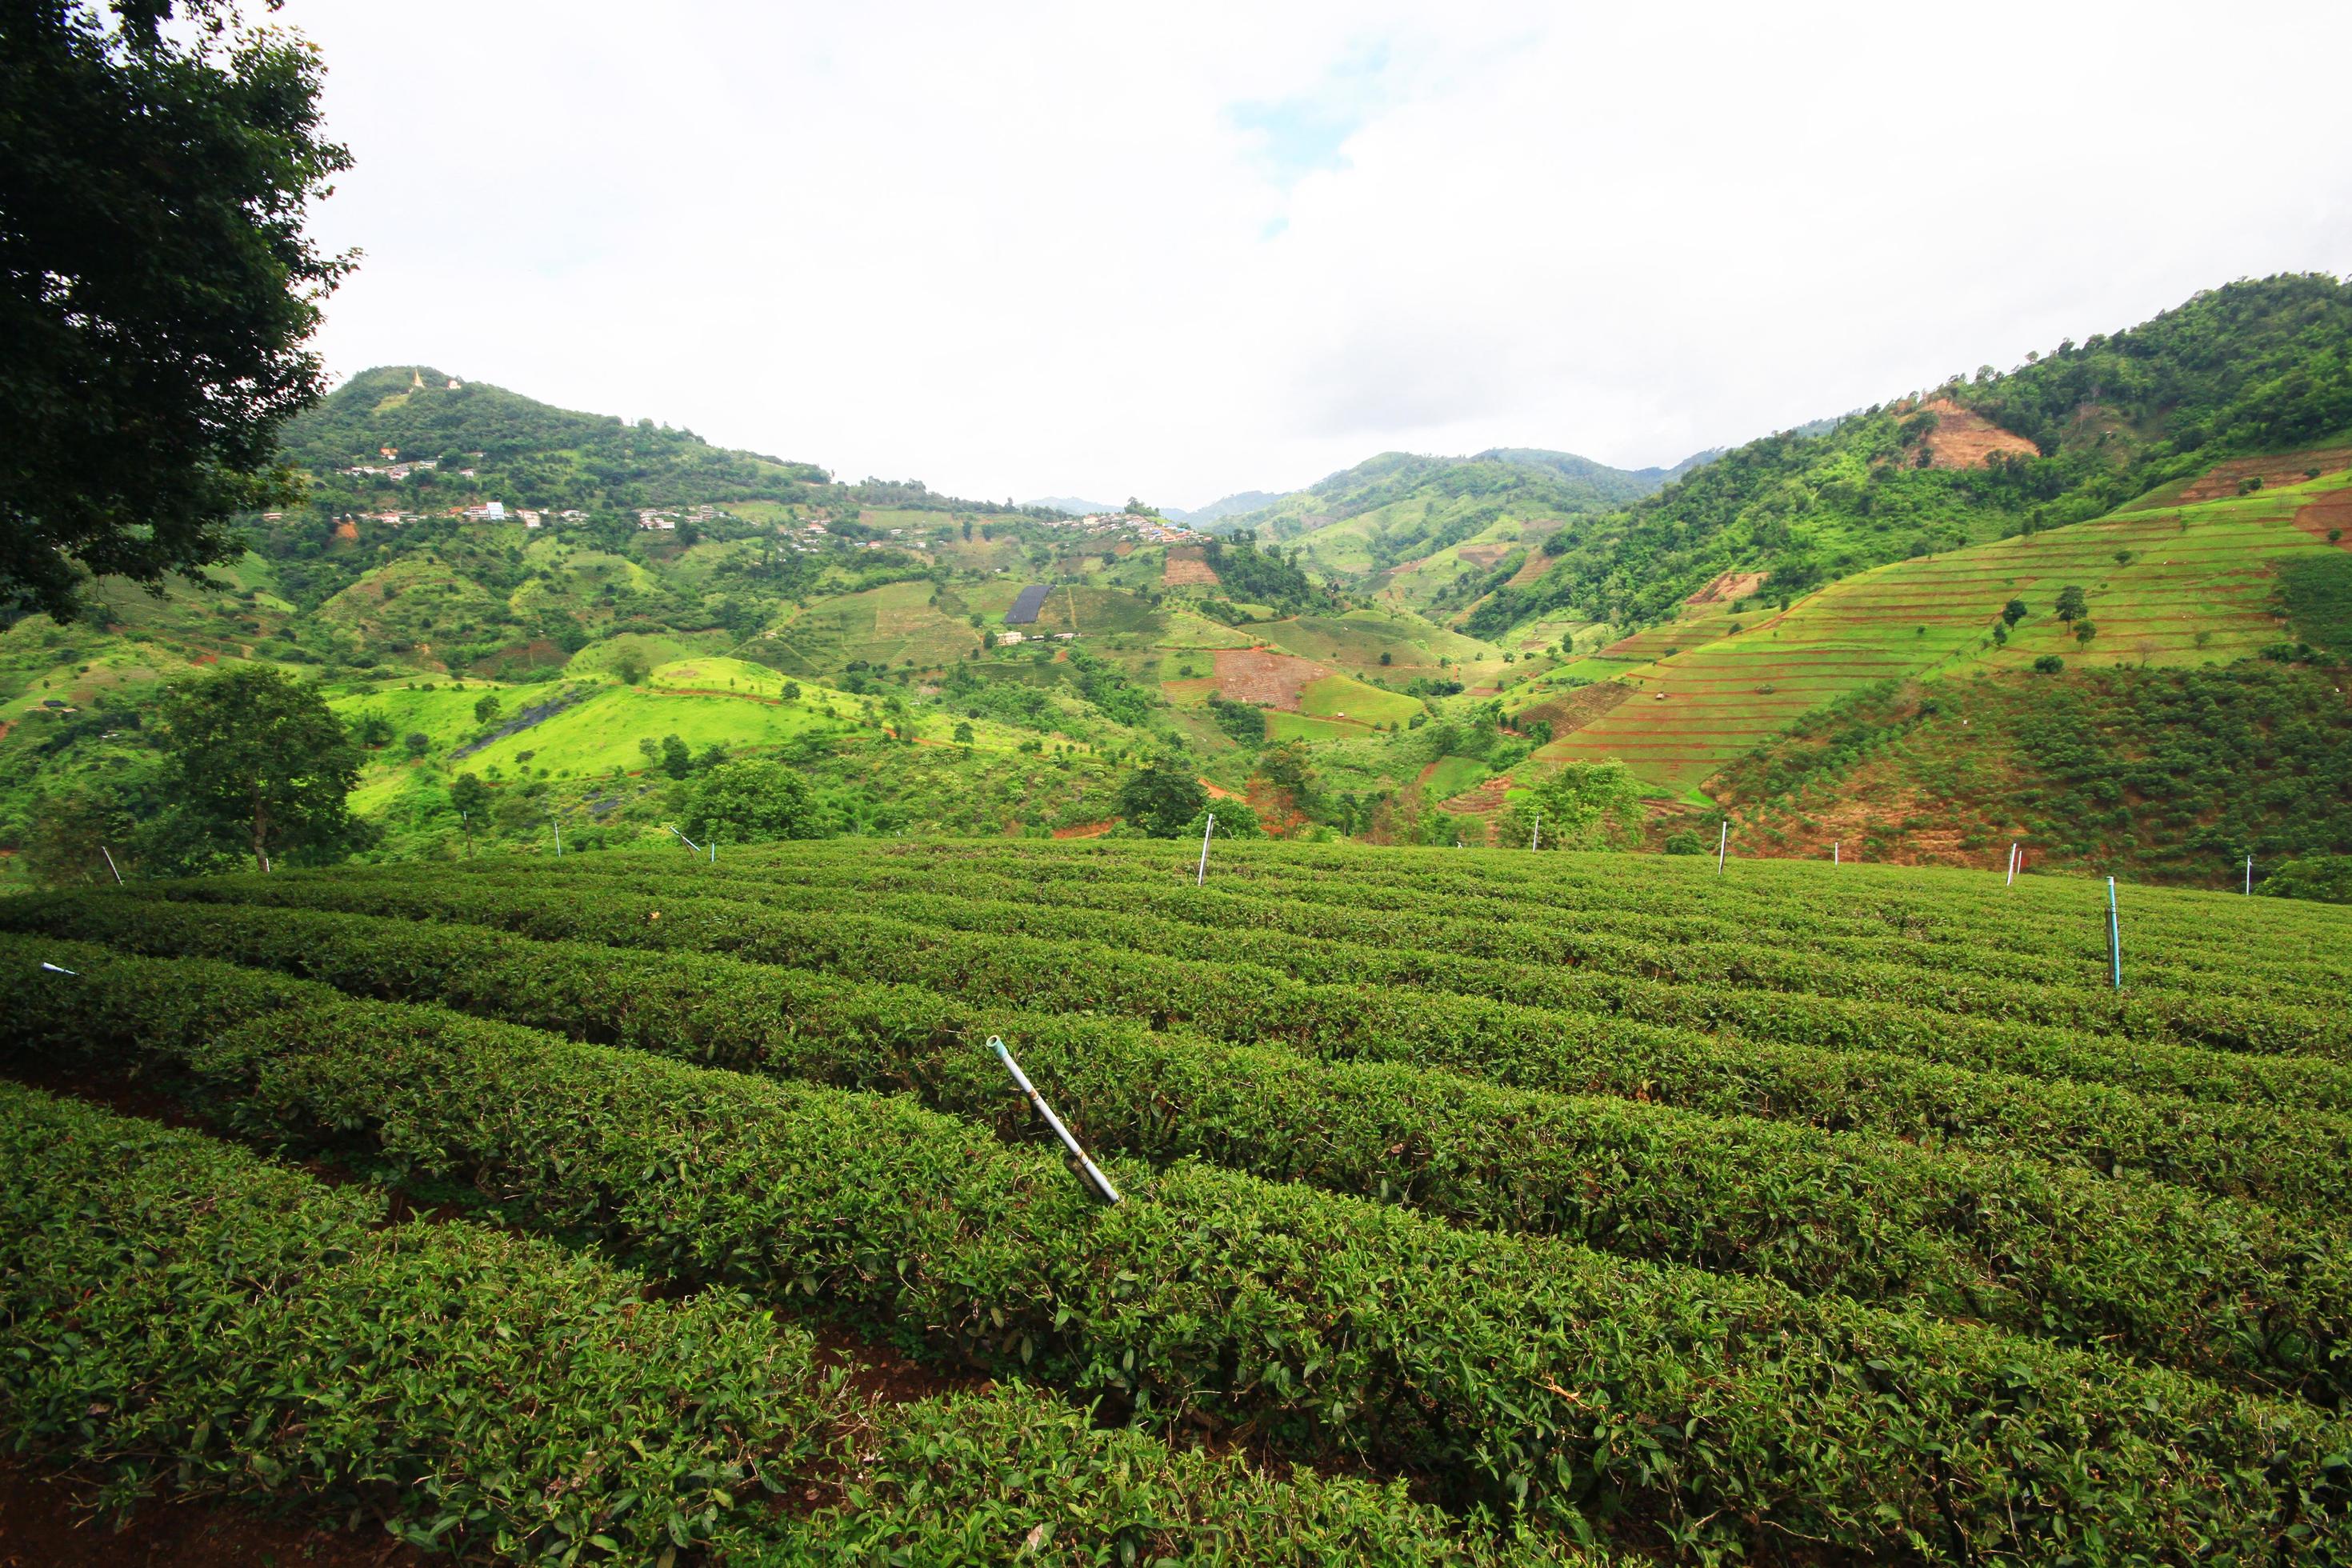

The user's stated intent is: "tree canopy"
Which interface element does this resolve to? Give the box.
[685,759,820,845]
[157,664,367,870]
[1118,758,1208,838]
[2,0,353,618]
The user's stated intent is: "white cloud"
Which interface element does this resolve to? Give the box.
[281,0,2352,509]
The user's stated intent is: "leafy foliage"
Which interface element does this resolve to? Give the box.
[157,665,369,870]
[1117,758,1207,836]
[685,758,819,844]
[0,0,352,618]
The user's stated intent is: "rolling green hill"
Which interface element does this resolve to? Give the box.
[1473,273,2352,639]
[9,274,2352,886]
[1211,450,1678,596]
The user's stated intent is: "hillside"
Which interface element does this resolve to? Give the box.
[1472,273,2352,639]
[1191,448,1682,638]
[4,366,1576,877]
[1518,460,2352,794]
[1710,660,2352,881]
[10,276,2352,886]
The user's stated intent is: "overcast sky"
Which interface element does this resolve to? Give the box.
[278,0,2352,510]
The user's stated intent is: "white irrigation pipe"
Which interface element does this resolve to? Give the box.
[2245,854,2254,895]
[1196,813,1214,886]
[2106,876,2123,990]
[2006,842,2018,887]
[990,1036,1120,1204]
[100,845,122,885]
[665,825,702,853]
[1715,821,1727,874]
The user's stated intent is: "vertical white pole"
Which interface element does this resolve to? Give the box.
[2245,854,2252,895]
[1715,820,1727,874]
[1530,812,1541,852]
[1196,813,1214,886]
[553,818,562,857]
[2006,842,2018,886]
[1832,841,1839,865]
[2107,876,2122,990]
[100,845,122,885]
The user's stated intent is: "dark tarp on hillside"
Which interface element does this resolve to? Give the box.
[1005,585,1051,625]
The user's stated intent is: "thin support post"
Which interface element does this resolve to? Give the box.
[2106,876,2122,990]
[990,1036,1119,1204]
[1196,813,1215,886]
[1530,812,1541,852]
[2006,842,2018,887]
[2245,854,2253,895]
[1715,820,1727,874]
[1832,841,1839,865]
[665,825,702,854]
[99,845,122,885]
[553,819,562,858]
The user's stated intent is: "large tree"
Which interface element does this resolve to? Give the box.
[1118,758,1208,838]
[158,664,366,870]
[2,0,352,619]
[685,759,820,845]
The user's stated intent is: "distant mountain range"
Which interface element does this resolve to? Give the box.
[1022,491,1287,525]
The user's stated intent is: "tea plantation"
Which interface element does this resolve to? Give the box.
[5,840,2351,1563]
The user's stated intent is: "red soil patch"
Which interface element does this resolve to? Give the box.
[1200,778,1245,800]
[1438,775,1514,819]
[2178,449,2352,503]
[1913,398,2039,470]
[0,1460,427,1568]
[332,518,360,542]
[1684,570,1768,606]
[1516,681,1634,738]
[2294,486,2352,550]
[1210,647,1326,710]
[1504,550,1555,590]
[1052,819,1114,838]
[1162,548,1221,587]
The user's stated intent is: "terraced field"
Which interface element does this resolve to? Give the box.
[4,839,2350,1562]
[1539,466,2347,792]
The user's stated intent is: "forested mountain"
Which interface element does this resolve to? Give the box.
[1471,274,2352,637]
[1219,448,1667,547]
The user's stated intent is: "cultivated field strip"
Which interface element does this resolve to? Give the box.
[126,874,2352,1215]
[0,1080,843,1563]
[171,855,2352,1058]
[11,905,2349,1401]
[2,946,2344,1563]
[313,837,2336,987]
[671,839,2352,1006]
[430,858,2352,1108]
[0,1082,1541,1568]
